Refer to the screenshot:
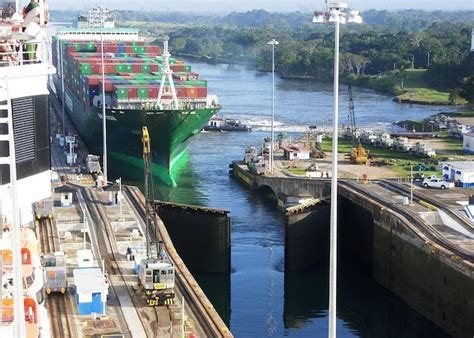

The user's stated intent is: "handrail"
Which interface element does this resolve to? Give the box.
[0,39,50,67]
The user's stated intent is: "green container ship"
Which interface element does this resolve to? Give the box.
[52,9,220,186]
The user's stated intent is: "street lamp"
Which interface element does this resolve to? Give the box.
[267,39,279,174]
[312,3,362,338]
[99,6,108,185]
[116,177,124,221]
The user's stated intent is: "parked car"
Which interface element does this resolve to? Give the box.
[422,178,455,190]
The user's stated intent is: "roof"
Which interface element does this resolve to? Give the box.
[442,161,474,170]
[103,183,120,192]
[464,133,474,138]
[56,27,138,34]
[281,145,310,153]
[54,185,76,193]
[73,268,107,293]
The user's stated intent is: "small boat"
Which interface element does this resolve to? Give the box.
[203,115,251,132]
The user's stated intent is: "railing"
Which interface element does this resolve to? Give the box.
[0,39,50,67]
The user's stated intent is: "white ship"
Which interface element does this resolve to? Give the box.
[0,1,54,337]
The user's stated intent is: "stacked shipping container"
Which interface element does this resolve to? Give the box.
[52,36,209,108]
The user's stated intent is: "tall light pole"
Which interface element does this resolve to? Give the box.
[267,39,279,175]
[99,6,108,184]
[313,4,362,338]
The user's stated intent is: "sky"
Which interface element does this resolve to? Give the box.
[54,0,474,12]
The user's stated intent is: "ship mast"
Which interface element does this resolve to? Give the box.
[157,36,179,109]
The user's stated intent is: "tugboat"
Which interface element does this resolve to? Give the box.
[203,115,251,132]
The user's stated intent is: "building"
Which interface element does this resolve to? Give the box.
[442,161,474,188]
[463,133,474,154]
[282,146,310,161]
[73,267,108,315]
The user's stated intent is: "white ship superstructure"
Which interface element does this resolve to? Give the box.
[0,1,54,337]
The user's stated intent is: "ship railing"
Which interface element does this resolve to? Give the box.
[0,38,50,67]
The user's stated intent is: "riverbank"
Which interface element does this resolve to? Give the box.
[178,54,464,106]
[347,69,468,106]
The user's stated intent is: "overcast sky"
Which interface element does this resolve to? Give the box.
[54,0,474,12]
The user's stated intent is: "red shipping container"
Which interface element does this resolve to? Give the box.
[175,87,185,98]
[196,87,207,98]
[148,87,159,98]
[105,64,116,74]
[86,76,100,86]
[170,64,184,72]
[91,64,100,74]
[188,87,198,98]
[128,88,137,99]
[150,64,159,72]
[133,64,141,73]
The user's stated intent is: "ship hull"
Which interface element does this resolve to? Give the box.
[53,77,220,186]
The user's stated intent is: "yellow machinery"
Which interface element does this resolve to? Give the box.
[348,85,369,165]
[350,142,369,165]
[137,127,175,306]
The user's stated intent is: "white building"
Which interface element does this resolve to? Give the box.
[282,146,310,161]
[463,133,474,154]
[442,161,474,188]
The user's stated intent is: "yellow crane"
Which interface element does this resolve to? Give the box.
[348,85,369,165]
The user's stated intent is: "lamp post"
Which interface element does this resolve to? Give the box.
[267,39,279,174]
[312,4,362,338]
[116,177,124,221]
[99,6,108,184]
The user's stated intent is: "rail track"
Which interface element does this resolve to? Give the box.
[380,179,473,230]
[123,185,231,337]
[340,180,474,262]
[37,217,75,338]
[80,187,157,337]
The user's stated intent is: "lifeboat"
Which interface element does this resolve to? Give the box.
[0,298,39,338]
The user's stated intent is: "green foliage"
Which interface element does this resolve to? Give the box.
[90,8,474,103]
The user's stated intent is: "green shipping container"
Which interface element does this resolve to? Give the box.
[141,64,150,73]
[116,88,128,99]
[116,64,125,73]
[80,63,91,74]
[138,88,148,98]
[125,64,133,72]
[183,65,191,72]
[185,80,207,87]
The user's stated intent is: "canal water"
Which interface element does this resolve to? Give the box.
[120,61,452,337]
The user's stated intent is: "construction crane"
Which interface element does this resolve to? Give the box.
[135,126,175,306]
[142,126,159,258]
[348,85,369,165]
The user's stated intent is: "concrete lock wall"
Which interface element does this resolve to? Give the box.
[339,193,474,338]
[285,204,330,271]
[155,202,231,274]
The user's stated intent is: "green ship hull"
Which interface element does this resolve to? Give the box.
[54,77,220,186]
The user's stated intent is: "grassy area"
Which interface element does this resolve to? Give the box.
[321,137,441,177]
[393,69,466,105]
[288,168,307,175]
[440,138,464,152]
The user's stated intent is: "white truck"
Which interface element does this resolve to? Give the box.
[422,177,455,190]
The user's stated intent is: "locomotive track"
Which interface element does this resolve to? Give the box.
[80,186,161,337]
[37,218,75,338]
[380,179,473,231]
[340,180,474,263]
[124,185,232,338]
